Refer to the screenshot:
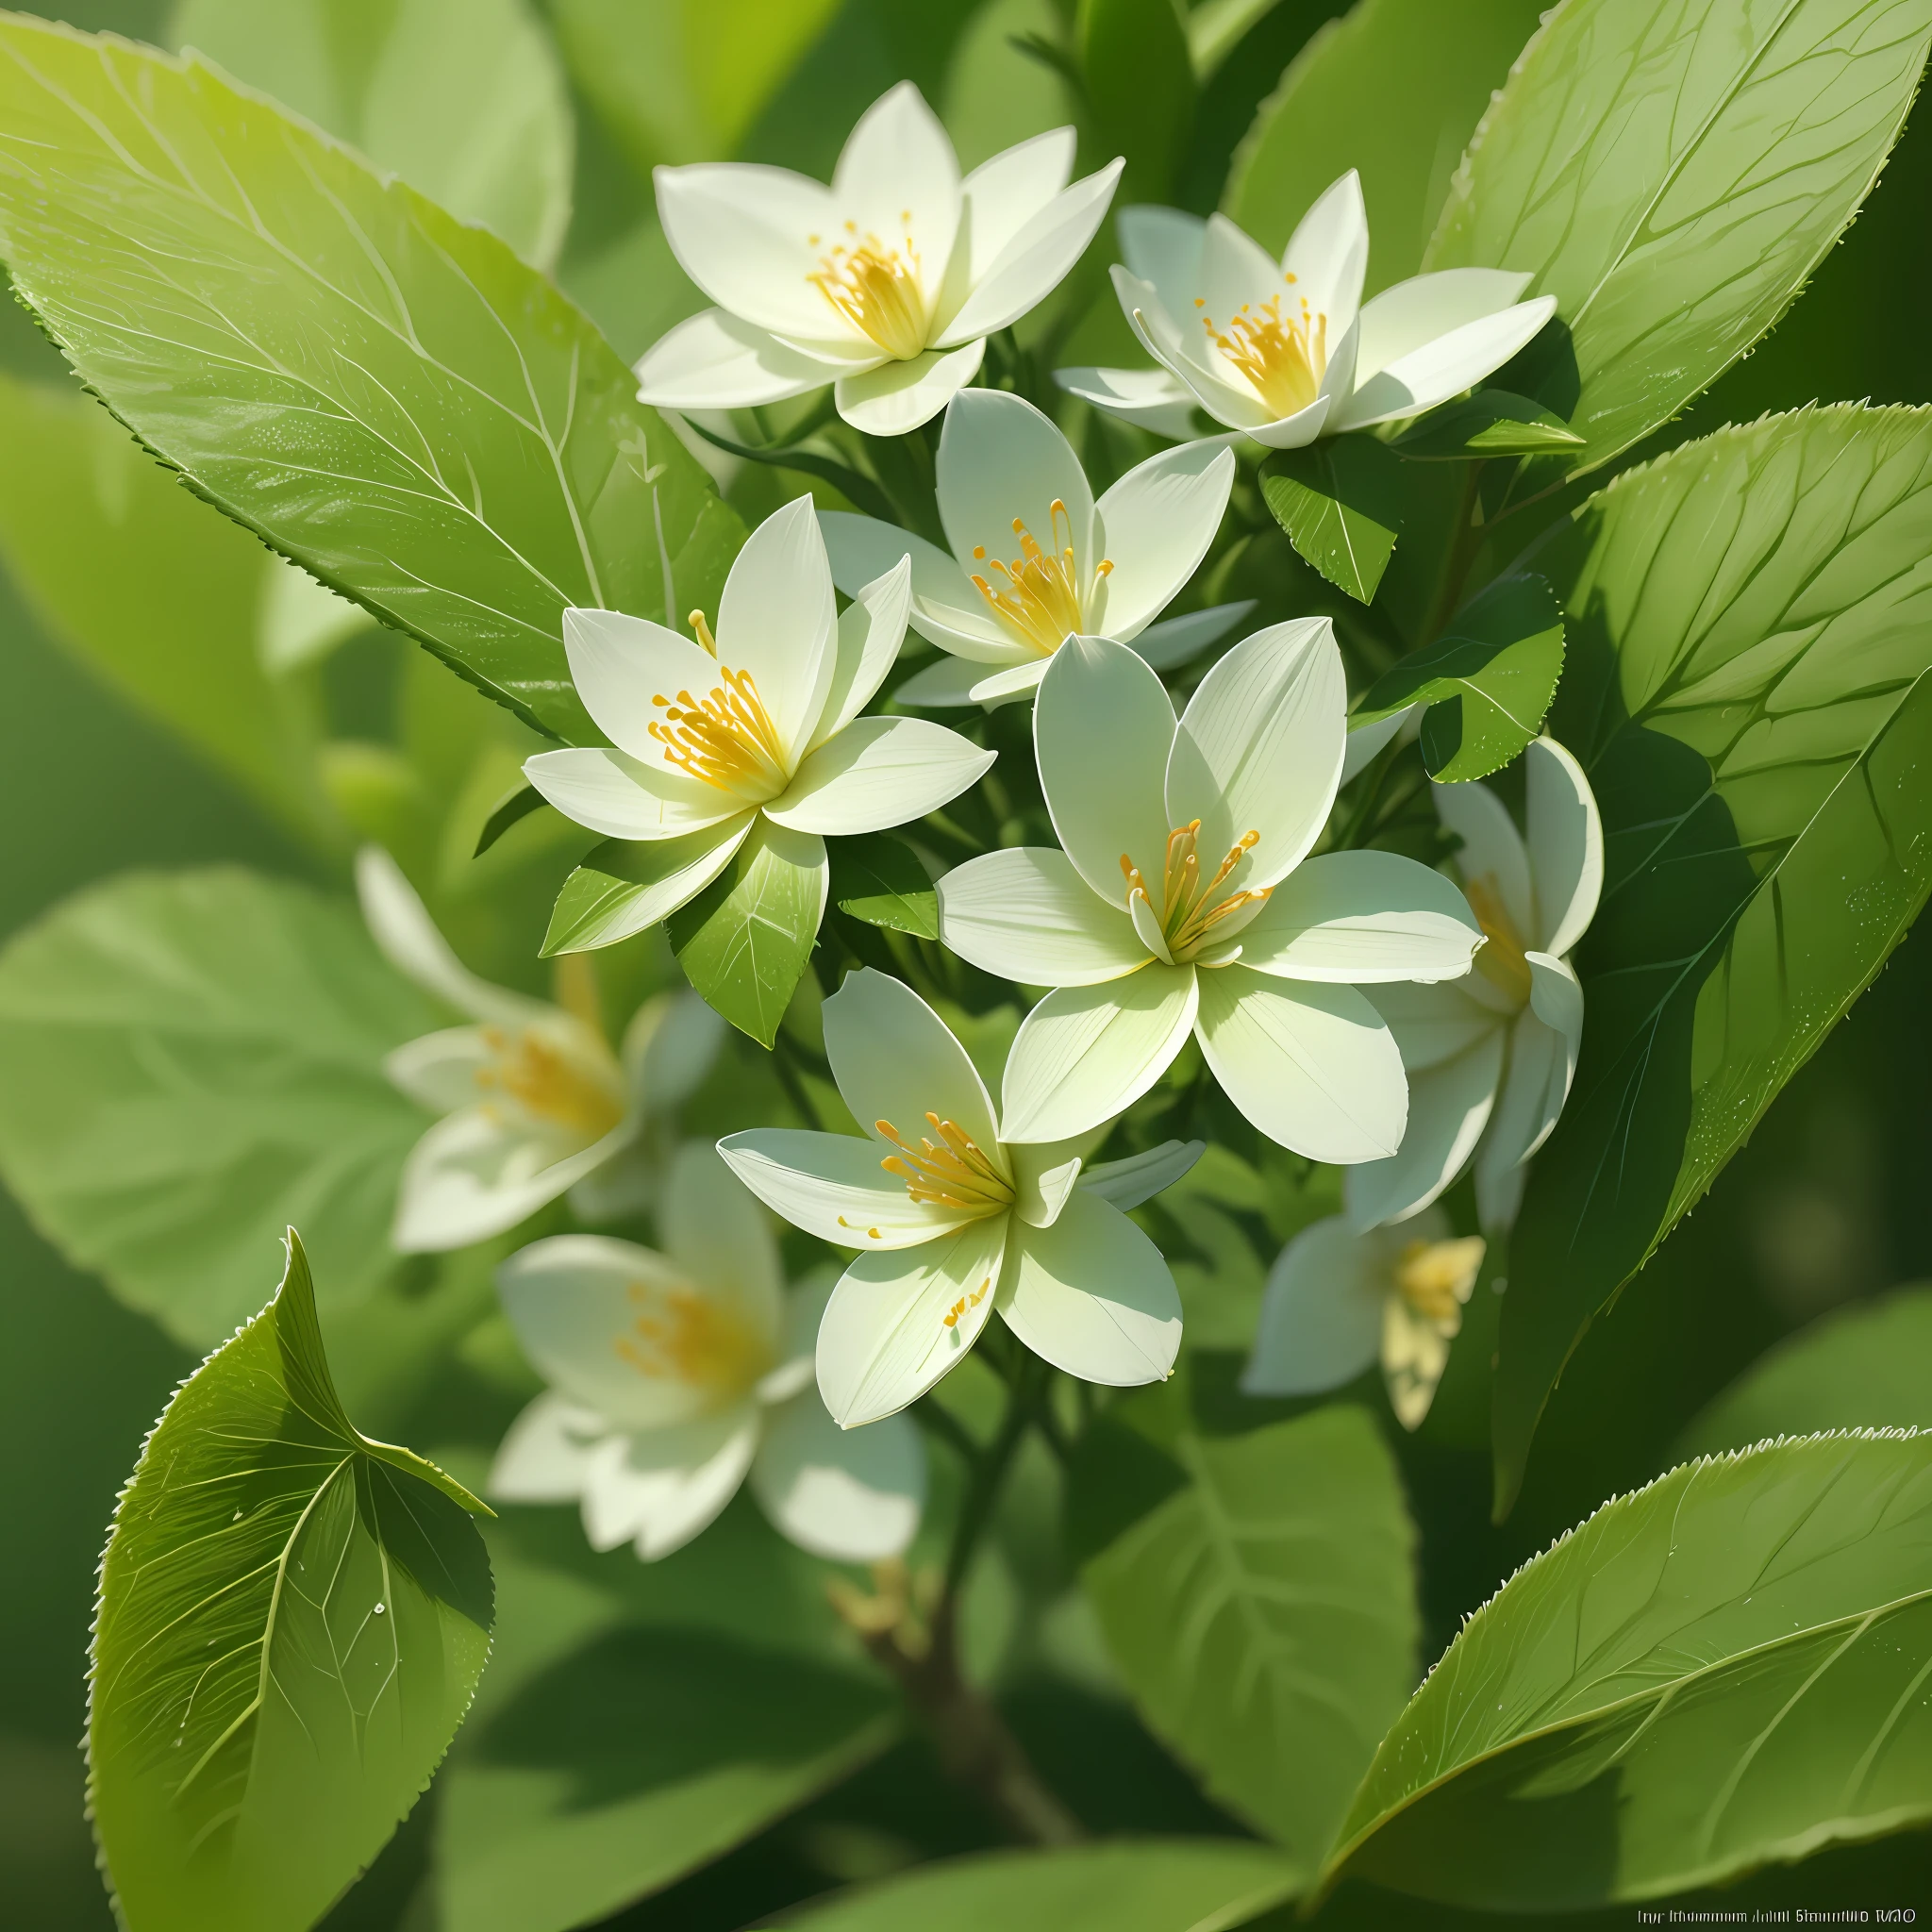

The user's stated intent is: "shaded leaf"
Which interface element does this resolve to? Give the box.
[1078,0,1195,202]
[1391,390,1584,461]
[829,832,940,941]
[473,783,547,858]
[90,1231,492,1932]
[1257,436,1402,604]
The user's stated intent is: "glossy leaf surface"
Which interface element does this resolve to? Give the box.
[829,831,940,940]
[1257,437,1402,604]
[1391,390,1585,461]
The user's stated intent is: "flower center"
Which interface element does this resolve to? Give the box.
[613,1277,771,1400]
[876,1112,1013,1217]
[808,217,928,359]
[1198,288,1326,419]
[1392,1236,1486,1324]
[648,611,789,800]
[475,1025,625,1141]
[1121,821,1271,962]
[1464,874,1534,1007]
[968,499,1114,657]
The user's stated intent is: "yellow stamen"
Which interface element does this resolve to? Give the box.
[1120,821,1270,960]
[1393,1237,1486,1326]
[808,223,928,360]
[612,1279,770,1397]
[1464,874,1534,1006]
[941,1278,992,1330]
[688,608,719,656]
[877,1112,1012,1216]
[1200,291,1327,419]
[648,664,788,797]
[968,499,1112,657]
[475,1024,625,1140]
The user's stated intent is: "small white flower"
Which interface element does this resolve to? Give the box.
[524,496,995,940]
[1058,173,1557,449]
[636,83,1123,437]
[935,626,1484,1158]
[718,967,1204,1426]
[1345,737,1603,1235]
[1241,1210,1487,1430]
[819,388,1250,708]
[358,846,723,1253]
[490,1143,924,1561]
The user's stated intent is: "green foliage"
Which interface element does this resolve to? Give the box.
[1257,436,1401,603]
[1496,405,1932,1512]
[1355,573,1564,782]
[0,868,440,1348]
[1078,0,1194,203]
[829,831,940,941]
[90,1231,492,1932]
[1080,1408,1418,1871]
[1426,0,1932,477]
[0,16,742,743]
[169,0,574,269]
[1323,1431,1932,1909]
[1391,390,1584,461]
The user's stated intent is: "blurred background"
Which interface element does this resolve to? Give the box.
[4,1,1931,1925]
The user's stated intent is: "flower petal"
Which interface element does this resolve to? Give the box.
[356,845,534,1025]
[525,747,750,842]
[817,1214,1008,1425]
[1337,296,1557,431]
[1434,774,1532,937]
[1236,849,1483,984]
[635,308,855,410]
[716,494,838,763]
[392,1108,630,1252]
[1115,267,1274,428]
[1340,703,1423,784]
[581,1405,762,1559]
[999,965,1198,1142]
[819,511,983,626]
[718,1126,973,1250]
[1166,617,1346,890]
[969,659,1052,706]
[1280,171,1369,347]
[626,988,725,1110]
[1078,1137,1205,1210]
[892,655,991,707]
[1524,736,1604,958]
[1116,203,1207,319]
[810,557,913,750]
[1127,601,1253,670]
[1343,1029,1504,1231]
[751,1388,924,1560]
[1194,965,1406,1160]
[768,715,994,835]
[1365,977,1504,1073]
[1244,393,1334,450]
[937,846,1149,988]
[489,1392,606,1503]
[944,128,1074,302]
[833,81,962,308]
[1240,1214,1387,1396]
[1035,634,1176,908]
[384,1025,494,1113]
[836,338,986,436]
[1195,211,1294,372]
[999,1188,1180,1386]
[559,606,717,767]
[658,1141,786,1330]
[934,158,1123,346]
[1092,441,1236,640]
[1053,365,1204,441]
[1352,267,1535,385]
[1474,958,1582,1231]
[1008,1140,1084,1228]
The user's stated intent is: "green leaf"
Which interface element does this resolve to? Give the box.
[1322,1430,1932,1910]
[1391,389,1585,461]
[541,828,732,958]
[0,868,441,1349]
[828,832,940,940]
[1677,1287,1932,1460]
[1078,0,1194,202]
[1356,574,1564,782]
[90,1230,492,1932]
[0,17,742,743]
[1224,0,1546,291]
[473,782,546,858]
[1424,0,1932,477]
[1080,1408,1418,1869]
[1493,405,1932,1514]
[682,413,901,525]
[768,1840,1303,1931]
[1257,436,1403,604]
[668,820,828,1047]
[170,0,575,270]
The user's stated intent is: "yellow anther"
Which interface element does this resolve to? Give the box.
[1199,289,1328,419]
[1393,1237,1486,1325]
[877,1114,1011,1216]
[475,1024,625,1139]
[968,498,1111,657]
[612,1281,771,1398]
[688,608,718,656]
[1464,874,1534,1006]
[808,225,928,359]
[941,1278,992,1330]
[1124,823,1269,960]
[648,664,788,798]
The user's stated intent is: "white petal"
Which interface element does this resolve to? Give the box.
[1434,775,1532,937]
[1194,965,1406,1161]
[818,513,982,629]
[945,128,1074,301]
[1116,204,1207,319]
[385,1025,494,1113]
[817,1214,1008,1425]
[999,1188,1180,1386]
[767,716,994,835]
[1524,737,1604,958]
[582,1405,761,1559]
[913,604,1038,663]
[1127,601,1252,670]
[893,655,992,707]
[1244,394,1334,450]
[1337,296,1557,432]
[356,844,530,1025]
[1092,441,1236,641]
[1280,171,1369,347]
[836,339,986,436]
[525,747,751,842]
[937,847,1149,988]
[1078,1138,1205,1210]
[1116,268,1274,428]
[937,389,1095,608]
[635,308,852,410]
[1353,267,1536,385]
[1195,212,1294,374]
[718,1127,973,1250]
[1343,1030,1504,1231]
[751,1390,924,1560]
[970,659,1052,706]
[392,1108,629,1253]
[1365,977,1504,1073]
[1236,849,1483,984]
[1053,365,1204,441]
[810,557,913,750]
[489,1391,605,1504]
[1034,634,1176,908]
[1383,1295,1456,1432]
[1167,618,1346,890]
[626,988,725,1109]
[999,965,1198,1142]
[559,606,717,767]
[1474,963,1581,1226]
[935,159,1123,346]
[716,494,838,764]
[1341,703,1423,785]
[544,821,754,952]
[833,82,962,306]
[658,1141,787,1324]
[824,966,1005,1163]
[655,162,846,343]
[1240,1215,1386,1396]
[1008,1139,1085,1229]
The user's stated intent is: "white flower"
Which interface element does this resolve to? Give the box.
[935,626,1484,1158]
[636,83,1123,436]
[490,1143,924,1561]
[1058,173,1557,449]
[718,968,1203,1426]
[1345,737,1603,1235]
[819,388,1250,709]
[357,846,723,1253]
[523,496,994,941]
[1241,1210,1486,1430]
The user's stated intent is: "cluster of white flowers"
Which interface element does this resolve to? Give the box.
[363,82,1600,1563]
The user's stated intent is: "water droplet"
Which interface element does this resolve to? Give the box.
[373,1603,386,1616]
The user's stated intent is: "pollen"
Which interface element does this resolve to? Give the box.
[475,1024,625,1140]
[808,215,928,360]
[877,1113,1012,1216]
[942,1278,992,1330]
[969,498,1111,658]
[1393,1237,1486,1325]
[1121,822,1269,961]
[647,640,789,800]
[1199,288,1328,419]
[1463,874,1534,1006]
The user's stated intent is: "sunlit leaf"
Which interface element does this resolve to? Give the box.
[1257,436,1402,604]
[829,832,939,941]
[1391,390,1584,461]
[1078,0,1194,202]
